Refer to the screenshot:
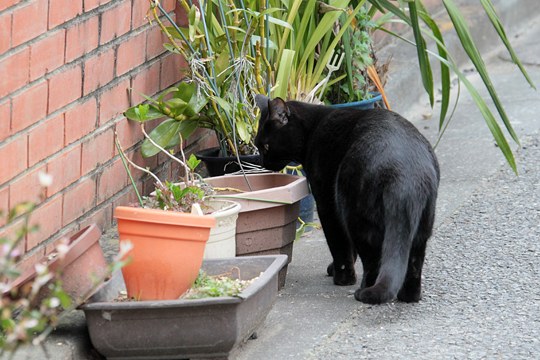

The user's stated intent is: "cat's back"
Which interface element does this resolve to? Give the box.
[332,108,439,180]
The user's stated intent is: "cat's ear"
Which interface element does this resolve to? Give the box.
[269,97,290,127]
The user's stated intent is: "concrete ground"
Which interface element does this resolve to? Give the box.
[4,2,540,360]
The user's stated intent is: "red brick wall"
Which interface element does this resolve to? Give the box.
[0,0,215,267]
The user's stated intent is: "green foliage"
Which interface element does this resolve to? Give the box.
[125,82,207,158]
[1,203,128,355]
[145,181,213,213]
[182,270,255,299]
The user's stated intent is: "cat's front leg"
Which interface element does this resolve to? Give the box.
[317,207,357,286]
[328,260,357,286]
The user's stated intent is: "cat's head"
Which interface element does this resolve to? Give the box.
[255,95,301,171]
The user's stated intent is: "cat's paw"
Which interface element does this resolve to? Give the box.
[354,285,395,304]
[326,262,334,277]
[397,285,421,303]
[333,266,357,286]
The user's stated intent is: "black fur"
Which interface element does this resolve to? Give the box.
[255,96,440,304]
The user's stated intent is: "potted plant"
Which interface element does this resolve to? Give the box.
[330,0,534,171]
[81,255,288,359]
[114,122,242,300]
[125,0,278,176]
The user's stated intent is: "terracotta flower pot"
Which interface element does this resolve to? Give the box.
[114,206,216,301]
[4,224,108,304]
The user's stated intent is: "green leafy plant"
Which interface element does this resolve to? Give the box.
[181,269,257,299]
[0,194,129,355]
[360,0,536,172]
[126,0,280,157]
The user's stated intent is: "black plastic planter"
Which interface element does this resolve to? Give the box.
[195,147,261,176]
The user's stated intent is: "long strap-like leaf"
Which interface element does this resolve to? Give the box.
[409,0,434,107]
[415,2,451,129]
[443,0,519,144]
[480,0,536,89]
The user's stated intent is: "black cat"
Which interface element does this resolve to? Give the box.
[254,95,440,304]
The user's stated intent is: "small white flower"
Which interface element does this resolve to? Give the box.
[38,172,53,187]
[49,297,60,308]
[23,318,39,329]
[118,240,133,257]
[34,263,48,275]
[55,239,70,257]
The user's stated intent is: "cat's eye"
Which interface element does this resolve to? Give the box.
[264,144,269,151]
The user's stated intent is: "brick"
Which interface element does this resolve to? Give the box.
[27,195,63,249]
[0,0,20,12]
[46,145,81,196]
[28,114,64,166]
[162,0,177,13]
[146,26,167,61]
[0,135,27,185]
[0,186,8,227]
[0,216,27,257]
[131,61,160,105]
[116,31,146,76]
[98,79,130,125]
[132,0,149,29]
[80,203,112,234]
[83,47,115,95]
[128,147,158,179]
[112,183,144,209]
[83,0,112,12]
[100,0,131,45]
[97,158,127,204]
[64,97,97,145]
[48,64,83,113]
[12,0,48,46]
[48,0,83,29]
[62,176,96,225]
[17,241,45,272]
[115,117,143,151]
[0,46,30,98]
[9,164,47,206]
[81,128,114,175]
[65,15,99,63]
[160,53,186,89]
[83,0,100,11]
[30,29,66,81]
[0,100,10,141]
[11,80,48,133]
[0,12,11,54]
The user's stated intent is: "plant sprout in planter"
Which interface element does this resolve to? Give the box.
[115,119,213,214]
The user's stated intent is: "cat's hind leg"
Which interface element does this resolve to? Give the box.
[397,196,435,302]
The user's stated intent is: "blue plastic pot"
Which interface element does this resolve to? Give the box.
[330,92,383,110]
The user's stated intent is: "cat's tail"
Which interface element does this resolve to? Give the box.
[355,190,424,304]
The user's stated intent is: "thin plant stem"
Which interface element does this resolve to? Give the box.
[139,124,192,186]
[115,134,163,187]
[115,136,144,207]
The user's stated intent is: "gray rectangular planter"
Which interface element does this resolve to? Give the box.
[81,255,288,360]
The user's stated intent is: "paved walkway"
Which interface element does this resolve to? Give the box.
[233,14,540,360]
